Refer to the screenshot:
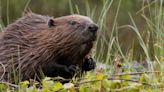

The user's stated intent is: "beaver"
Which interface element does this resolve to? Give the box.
[0,13,98,83]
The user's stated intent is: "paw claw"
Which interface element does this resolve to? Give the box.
[83,57,96,71]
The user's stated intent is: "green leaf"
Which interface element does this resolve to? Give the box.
[19,80,30,92]
[143,88,162,92]
[52,82,63,91]
[96,73,105,80]
[79,85,91,92]
[117,86,140,92]
[102,79,112,91]
[42,77,54,90]
[111,80,121,89]
[63,83,74,89]
[102,79,111,88]
[0,84,7,92]
[42,89,51,92]
[20,80,30,87]
[85,72,96,80]
[140,74,149,83]
[26,86,38,92]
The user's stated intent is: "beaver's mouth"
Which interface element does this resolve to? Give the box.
[81,39,94,50]
[88,32,97,42]
[91,34,97,41]
[79,33,97,57]
[82,35,97,45]
[81,28,98,45]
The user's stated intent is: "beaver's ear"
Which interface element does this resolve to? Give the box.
[48,19,56,27]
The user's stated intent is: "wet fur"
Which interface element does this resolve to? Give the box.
[0,13,96,82]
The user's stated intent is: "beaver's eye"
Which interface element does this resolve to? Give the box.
[69,21,77,26]
[48,19,56,27]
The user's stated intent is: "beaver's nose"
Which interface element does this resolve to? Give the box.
[88,24,98,32]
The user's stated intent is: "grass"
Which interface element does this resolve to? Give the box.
[0,0,164,92]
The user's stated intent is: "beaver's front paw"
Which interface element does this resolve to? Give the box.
[64,65,79,78]
[82,58,96,71]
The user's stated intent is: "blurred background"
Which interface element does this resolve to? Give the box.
[0,0,163,64]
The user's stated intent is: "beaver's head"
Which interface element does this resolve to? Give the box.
[48,15,98,43]
[45,15,98,60]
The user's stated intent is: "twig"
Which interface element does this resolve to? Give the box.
[0,81,19,88]
[111,71,164,76]
[108,78,151,85]
[77,77,151,86]
[0,62,6,80]
[76,79,100,85]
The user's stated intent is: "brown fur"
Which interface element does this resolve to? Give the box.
[0,13,97,82]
